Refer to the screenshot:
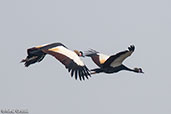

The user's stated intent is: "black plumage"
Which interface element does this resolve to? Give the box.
[21,42,91,80]
[84,45,144,74]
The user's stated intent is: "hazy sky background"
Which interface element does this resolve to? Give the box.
[0,0,171,114]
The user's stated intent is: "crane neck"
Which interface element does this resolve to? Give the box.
[121,65,135,72]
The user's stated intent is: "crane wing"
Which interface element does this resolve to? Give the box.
[103,45,135,68]
[21,43,66,67]
[84,49,109,67]
[42,46,91,80]
[21,42,91,80]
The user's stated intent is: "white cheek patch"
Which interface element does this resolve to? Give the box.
[49,46,84,66]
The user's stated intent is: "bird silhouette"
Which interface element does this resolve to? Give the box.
[83,45,144,74]
[21,42,91,80]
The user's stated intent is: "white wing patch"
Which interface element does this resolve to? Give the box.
[98,53,110,64]
[48,46,85,66]
[35,43,49,48]
[110,51,132,68]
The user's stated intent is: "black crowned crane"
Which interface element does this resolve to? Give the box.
[21,42,90,81]
[84,45,144,74]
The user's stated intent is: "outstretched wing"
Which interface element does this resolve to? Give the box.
[42,46,91,81]
[103,45,135,68]
[21,43,65,67]
[84,49,109,67]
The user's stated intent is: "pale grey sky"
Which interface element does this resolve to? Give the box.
[0,0,171,114]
